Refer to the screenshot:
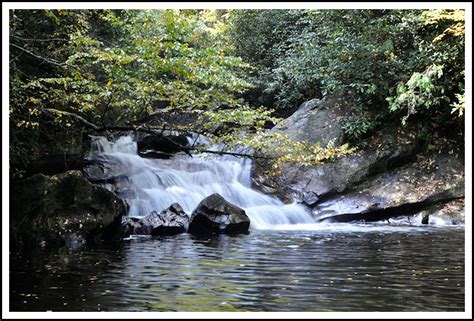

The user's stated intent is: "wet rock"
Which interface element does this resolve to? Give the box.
[418,199,465,225]
[137,132,190,159]
[188,193,250,235]
[10,170,126,249]
[313,154,464,223]
[122,217,143,236]
[421,212,430,224]
[302,191,319,206]
[122,203,189,236]
[82,157,129,184]
[83,154,138,207]
[151,203,189,236]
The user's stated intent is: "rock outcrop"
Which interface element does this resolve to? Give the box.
[313,154,464,222]
[272,95,350,147]
[254,94,422,205]
[253,94,465,224]
[10,170,126,249]
[188,193,250,235]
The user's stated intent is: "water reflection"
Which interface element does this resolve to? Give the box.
[10,227,464,312]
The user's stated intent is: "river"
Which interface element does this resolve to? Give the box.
[9,135,465,312]
[10,225,464,312]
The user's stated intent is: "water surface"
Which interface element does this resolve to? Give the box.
[10,225,465,312]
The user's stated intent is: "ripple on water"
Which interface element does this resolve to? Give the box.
[10,227,465,312]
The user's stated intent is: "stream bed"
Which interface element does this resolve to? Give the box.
[10,224,465,312]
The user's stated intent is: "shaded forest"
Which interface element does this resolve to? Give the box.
[10,9,465,180]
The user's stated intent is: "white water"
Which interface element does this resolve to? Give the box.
[88,135,318,230]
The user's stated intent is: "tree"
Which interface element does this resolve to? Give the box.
[229,9,465,145]
[10,9,352,179]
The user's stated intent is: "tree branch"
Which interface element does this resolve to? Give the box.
[10,43,78,69]
[40,108,100,131]
[39,108,273,160]
[11,35,69,42]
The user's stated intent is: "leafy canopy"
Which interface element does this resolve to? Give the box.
[229,9,465,143]
[10,9,352,178]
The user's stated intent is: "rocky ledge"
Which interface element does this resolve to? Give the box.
[252,94,465,224]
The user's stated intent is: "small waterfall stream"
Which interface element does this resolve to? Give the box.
[87,135,318,230]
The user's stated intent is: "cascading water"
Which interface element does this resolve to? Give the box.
[87,134,318,230]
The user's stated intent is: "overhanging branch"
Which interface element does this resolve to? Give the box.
[39,108,273,160]
[10,43,78,69]
[40,108,100,130]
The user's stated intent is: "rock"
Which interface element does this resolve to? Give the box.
[82,141,139,204]
[122,217,144,236]
[253,94,422,203]
[137,132,190,159]
[272,95,350,146]
[254,123,421,204]
[82,157,129,184]
[188,193,250,235]
[421,212,430,224]
[10,170,126,249]
[151,203,189,236]
[122,203,189,236]
[251,94,465,225]
[313,153,464,223]
[418,199,465,225]
[302,191,319,206]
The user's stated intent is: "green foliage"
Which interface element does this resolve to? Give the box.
[211,129,354,175]
[386,9,465,128]
[451,93,465,117]
[10,9,465,179]
[19,10,254,127]
[9,9,275,177]
[229,9,465,145]
[342,109,377,142]
[229,10,423,111]
[227,10,305,111]
[386,64,446,124]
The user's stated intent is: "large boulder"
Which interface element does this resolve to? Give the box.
[122,203,189,236]
[253,94,422,204]
[188,193,250,235]
[10,170,126,249]
[83,157,129,184]
[137,132,190,159]
[251,94,466,225]
[284,129,420,202]
[152,203,189,236]
[313,153,465,223]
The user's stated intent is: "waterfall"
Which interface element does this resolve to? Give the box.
[87,135,318,230]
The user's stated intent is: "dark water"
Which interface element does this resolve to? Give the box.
[10,225,465,312]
